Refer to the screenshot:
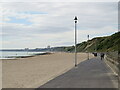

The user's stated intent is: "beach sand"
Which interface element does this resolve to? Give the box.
[2,52,94,88]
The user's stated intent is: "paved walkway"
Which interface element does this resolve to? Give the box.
[39,57,118,88]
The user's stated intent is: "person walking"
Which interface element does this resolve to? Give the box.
[100,53,105,60]
[92,52,97,57]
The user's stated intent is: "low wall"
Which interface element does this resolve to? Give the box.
[105,55,119,75]
[104,52,120,89]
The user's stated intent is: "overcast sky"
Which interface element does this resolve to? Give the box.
[0,1,118,49]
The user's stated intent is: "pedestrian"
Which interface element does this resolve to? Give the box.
[94,53,97,57]
[100,53,105,60]
[92,52,97,57]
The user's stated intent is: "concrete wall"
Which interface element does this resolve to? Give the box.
[105,56,119,75]
[105,55,119,89]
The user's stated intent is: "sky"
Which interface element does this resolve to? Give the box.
[0,1,118,49]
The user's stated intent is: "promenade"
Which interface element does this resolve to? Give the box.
[40,57,118,88]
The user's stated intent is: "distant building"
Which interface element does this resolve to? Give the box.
[47,45,50,49]
[25,48,29,50]
[35,48,40,50]
[47,45,51,52]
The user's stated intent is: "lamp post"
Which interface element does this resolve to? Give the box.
[87,35,89,60]
[74,16,78,67]
[95,38,97,52]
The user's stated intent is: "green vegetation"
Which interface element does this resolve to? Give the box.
[53,32,120,52]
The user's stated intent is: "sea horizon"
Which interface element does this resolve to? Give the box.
[0,51,46,59]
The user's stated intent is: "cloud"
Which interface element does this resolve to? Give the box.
[1,2,118,49]
[1,0,119,2]
[6,17,33,25]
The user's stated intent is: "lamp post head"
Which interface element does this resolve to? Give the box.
[88,35,89,38]
[74,16,78,23]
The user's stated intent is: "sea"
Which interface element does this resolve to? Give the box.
[0,51,45,59]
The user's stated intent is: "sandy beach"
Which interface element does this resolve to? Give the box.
[2,52,94,88]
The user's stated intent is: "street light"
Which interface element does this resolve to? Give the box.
[95,38,97,52]
[87,35,89,60]
[74,16,78,67]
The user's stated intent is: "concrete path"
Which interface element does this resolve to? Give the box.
[39,57,118,88]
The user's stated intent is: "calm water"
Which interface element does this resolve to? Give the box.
[0,51,44,59]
